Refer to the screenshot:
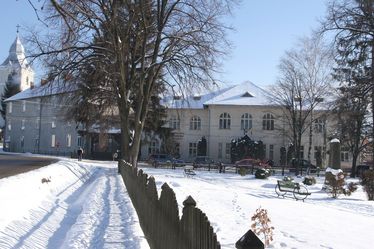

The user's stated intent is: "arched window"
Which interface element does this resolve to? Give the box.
[262,113,274,130]
[219,113,231,129]
[190,116,201,130]
[241,113,252,130]
[314,119,325,133]
[169,115,180,130]
[148,139,160,154]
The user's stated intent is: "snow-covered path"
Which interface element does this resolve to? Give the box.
[0,160,149,249]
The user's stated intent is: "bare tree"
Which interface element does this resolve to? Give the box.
[28,0,235,165]
[270,35,333,175]
[321,0,374,168]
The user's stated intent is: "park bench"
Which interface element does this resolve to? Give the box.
[184,165,196,177]
[275,180,311,201]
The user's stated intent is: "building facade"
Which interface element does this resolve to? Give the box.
[4,84,121,159]
[140,81,349,167]
[4,79,354,166]
[4,85,80,156]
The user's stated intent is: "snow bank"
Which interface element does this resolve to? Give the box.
[0,159,148,249]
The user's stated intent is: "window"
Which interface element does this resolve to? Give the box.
[219,113,231,129]
[263,144,267,158]
[67,134,72,147]
[36,118,40,129]
[262,113,274,130]
[22,100,26,112]
[341,147,349,162]
[148,139,160,154]
[51,134,56,147]
[269,144,274,160]
[51,117,56,128]
[190,116,201,130]
[314,119,325,133]
[314,146,322,159]
[241,113,252,130]
[21,119,25,130]
[20,136,24,148]
[189,142,197,158]
[175,143,180,156]
[37,99,41,111]
[35,138,39,147]
[218,143,223,159]
[77,136,83,147]
[299,146,304,159]
[8,102,12,113]
[225,143,231,159]
[8,119,11,131]
[26,76,29,86]
[169,116,180,130]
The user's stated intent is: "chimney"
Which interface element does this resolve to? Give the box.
[40,79,48,86]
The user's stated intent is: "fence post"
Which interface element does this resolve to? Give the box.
[180,196,197,249]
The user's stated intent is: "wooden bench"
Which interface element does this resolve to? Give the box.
[275,180,311,201]
[184,165,196,177]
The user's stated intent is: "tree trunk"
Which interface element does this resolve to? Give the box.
[371,41,374,170]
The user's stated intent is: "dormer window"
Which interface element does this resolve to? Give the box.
[241,92,253,97]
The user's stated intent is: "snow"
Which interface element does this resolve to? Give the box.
[162,81,273,109]
[0,159,148,249]
[330,138,340,143]
[140,166,374,249]
[0,157,373,249]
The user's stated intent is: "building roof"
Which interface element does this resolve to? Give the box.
[5,83,76,102]
[162,81,273,109]
[1,36,29,68]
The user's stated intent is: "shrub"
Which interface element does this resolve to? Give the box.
[361,170,374,201]
[324,168,357,198]
[238,167,248,176]
[255,168,270,179]
[251,207,274,247]
[283,176,293,182]
[303,176,316,186]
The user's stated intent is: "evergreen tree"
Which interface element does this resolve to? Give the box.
[1,73,20,123]
[322,0,374,169]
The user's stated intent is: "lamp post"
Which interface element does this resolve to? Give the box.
[294,96,302,175]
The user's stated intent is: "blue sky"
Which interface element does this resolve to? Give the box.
[0,0,328,87]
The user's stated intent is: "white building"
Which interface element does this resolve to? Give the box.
[141,81,351,167]
[0,35,34,127]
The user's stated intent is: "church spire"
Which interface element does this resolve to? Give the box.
[1,27,27,68]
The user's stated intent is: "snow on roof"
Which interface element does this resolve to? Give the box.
[5,83,76,102]
[162,81,273,109]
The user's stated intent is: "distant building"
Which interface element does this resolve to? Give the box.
[0,35,34,127]
[4,83,121,159]
[140,81,353,168]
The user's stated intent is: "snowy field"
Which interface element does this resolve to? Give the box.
[0,157,373,249]
[140,166,374,249]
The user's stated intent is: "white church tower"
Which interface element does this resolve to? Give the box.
[0,29,34,126]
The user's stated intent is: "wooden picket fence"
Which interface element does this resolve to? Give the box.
[118,160,221,249]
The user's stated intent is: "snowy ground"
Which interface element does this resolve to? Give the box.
[0,157,373,249]
[0,159,149,249]
[140,166,374,249]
